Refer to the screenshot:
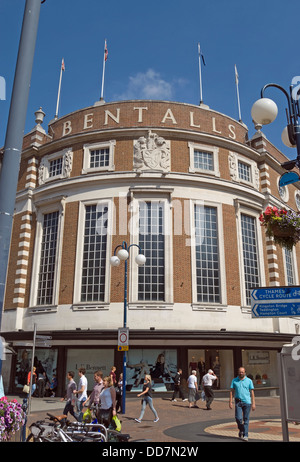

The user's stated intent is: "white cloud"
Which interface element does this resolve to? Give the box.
[114,69,174,100]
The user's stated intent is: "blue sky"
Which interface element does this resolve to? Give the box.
[0,0,299,159]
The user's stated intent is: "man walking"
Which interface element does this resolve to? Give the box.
[171,368,187,402]
[202,369,217,410]
[60,371,77,419]
[229,367,255,441]
[73,367,88,422]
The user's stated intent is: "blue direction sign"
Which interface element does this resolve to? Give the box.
[279,171,300,187]
[251,286,300,318]
[252,302,300,318]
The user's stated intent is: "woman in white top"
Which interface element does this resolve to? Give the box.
[98,375,117,428]
[187,370,198,408]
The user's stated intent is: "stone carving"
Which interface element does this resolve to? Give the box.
[133,130,170,172]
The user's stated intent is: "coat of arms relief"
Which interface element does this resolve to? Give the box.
[133,130,170,172]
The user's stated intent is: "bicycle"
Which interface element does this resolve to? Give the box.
[26,413,107,442]
[87,404,131,442]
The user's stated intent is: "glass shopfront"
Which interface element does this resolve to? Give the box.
[188,349,234,389]
[66,348,114,393]
[126,349,177,392]
[241,349,279,388]
[15,347,58,394]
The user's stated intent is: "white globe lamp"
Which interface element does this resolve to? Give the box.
[281,126,296,148]
[110,256,120,267]
[135,254,146,266]
[117,248,129,260]
[251,98,278,125]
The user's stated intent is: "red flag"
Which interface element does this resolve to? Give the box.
[104,40,108,62]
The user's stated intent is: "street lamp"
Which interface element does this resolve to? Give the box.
[110,241,146,413]
[251,83,300,170]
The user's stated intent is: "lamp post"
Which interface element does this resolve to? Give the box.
[251,83,300,170]
[110,241,146,413]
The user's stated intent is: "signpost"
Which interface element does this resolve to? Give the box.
[251,286,300,318]
[118,327,129,351]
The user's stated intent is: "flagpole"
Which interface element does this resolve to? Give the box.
[235,64,242,122]
[55,59,64,119]
[198,43,203,104]
[100,40,107,101]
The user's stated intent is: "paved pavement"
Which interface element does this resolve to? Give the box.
[7,393,300,443]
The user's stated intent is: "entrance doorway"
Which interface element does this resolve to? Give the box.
[188,349,233,389]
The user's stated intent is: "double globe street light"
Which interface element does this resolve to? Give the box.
[251,83,300,175]
[110,242,146,413]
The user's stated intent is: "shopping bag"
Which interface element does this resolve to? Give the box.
[112,415,122,432]
[23,384,30,394]
[82,408,92,423]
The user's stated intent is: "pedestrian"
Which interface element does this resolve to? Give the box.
[98,375,117,428]
[187,370,199,408]
[135,374,159,423]
[36,360,46,398]
[202,369,218,410]
[73,367,88,422]
[229,366,256,441]
[60,371,78,420]
[49,373,58,397]
[83,370,104,411]
[171,368,187,402]
[116,372,123,413]
[110,366,117,386]
[27,366,37,397]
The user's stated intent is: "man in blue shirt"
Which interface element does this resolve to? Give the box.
[229,367,255,441]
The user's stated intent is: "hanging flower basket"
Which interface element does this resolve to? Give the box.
[0,397,26,441]
[259,206,300,251]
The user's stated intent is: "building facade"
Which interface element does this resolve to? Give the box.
[1,100,300,395]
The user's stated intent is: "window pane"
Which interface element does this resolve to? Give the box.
[37,211,59,305]
[238,161,251,182]
[138,202,165,301]
[194,150,213,171]
[284,248,295,285]
[81,204,108,302]
[90,148,109,168]
[49,157,63,177]
[194,205,220,303]
[241,214,259,305]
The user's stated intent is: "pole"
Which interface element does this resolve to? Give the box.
[235,65,242,122]
[28,323,37,416]
[277,351,289,441]
[55,60,64,119]
[0,0,41,372]
[100,40,107,101]
[122,243,128,414]
[198,43,203,104]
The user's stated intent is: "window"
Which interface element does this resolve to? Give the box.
[36,211,59,305]
[89,147,110,169]
[38,148,73,185]
[82,140,115,174]
[194,205,220,303]
[241,214,260,305]
[284,248,296,286]
[49,157,63,177]
[80,204,108,302]
[229,152,259,189]
[194,150,214,172]
[138,202,165,301]
[188,142,220,176]
[238,160,252,183]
